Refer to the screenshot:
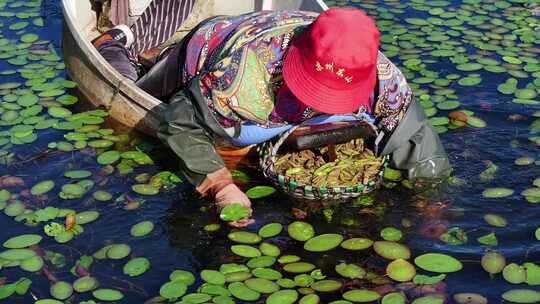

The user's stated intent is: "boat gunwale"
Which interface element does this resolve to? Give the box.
[60,0,164,113]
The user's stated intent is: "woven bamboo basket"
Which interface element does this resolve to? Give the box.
[259,121,388,200]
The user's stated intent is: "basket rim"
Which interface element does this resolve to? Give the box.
[259,120,387,198]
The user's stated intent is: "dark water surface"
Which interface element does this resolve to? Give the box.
[0,0,539,303]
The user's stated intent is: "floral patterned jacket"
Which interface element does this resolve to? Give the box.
[180,11,413,134]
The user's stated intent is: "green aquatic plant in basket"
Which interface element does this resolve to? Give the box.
[259,121,388,200]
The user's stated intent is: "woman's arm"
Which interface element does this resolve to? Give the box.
[157,78,253,227]
[157,85,226,187]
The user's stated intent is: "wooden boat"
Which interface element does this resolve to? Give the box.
[61,0,328,136]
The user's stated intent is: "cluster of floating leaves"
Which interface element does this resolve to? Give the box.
[0,0,186,302]
[155,220,470,304]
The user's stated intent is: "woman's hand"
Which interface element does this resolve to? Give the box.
[215,184,255,227]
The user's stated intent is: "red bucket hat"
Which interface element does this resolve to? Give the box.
[283,7,380,114]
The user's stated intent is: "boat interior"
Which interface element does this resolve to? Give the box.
[67,0,327,58]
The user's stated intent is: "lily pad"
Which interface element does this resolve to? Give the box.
[484,214,507,227]
[130,221,154,237]
[0,249,36,261]
[168,269,195,286]
[304,234,343,252]
[341,238,373,250]
[283,262,316,273]
[278,255,301,264]
[247,256,276,268]
[244,278,279,293]
[245,186,276,199]
[106,244,131,260]
[502,289,540,304]
[201,269,226,285]
[373,241,411,260]
[92,289,124,301]
[380,227,403,241]
[266,290,298,304]
[160,280,187,301]
[87,139,114,148]
[30,180,54,196]
[413,274,446,285]
[523,262,540,285]
[220,204,251,221]
[478,232,498,246]
[335,263,366,279]
[287,221,315,242]
[72,276,99,293]
[258,223,283,238]
[387,259,416,282]
[503,263,527,284]
[76,211,99,224]
[299,294,321,304]
[228,282,260,301]
[93,190,112,201]
[480,251,506,274]
[4,202,25,217]
[132,184,159,195]
[59,183,85,199]
[414,253,463,273]
[343,289,381,303]
[182,293,212,303]
[412,295,444,304]
[231,245,261,258]
[259,242,280,257]
[64,170,92,179]
[48,107,72,118]
[382,292,407,304]
[20,255,44,272]
[123,257,150,277]
[3,234,42,248]
[482,187,514,198]
[252,267,283,280]
[226,271,253,283]
[50,281,73,300]
[311,280,342,292]
[97,150,120,165]
[467,116,487,128]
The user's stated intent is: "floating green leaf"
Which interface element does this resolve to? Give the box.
[343,289,381,302]
[123,257,150,277]
[50,281,73,300]
[304,234,343,252]
[380,227,403,241]
[258,223,283,238]
[132,184,159,196]
[414,253,463,273]
[220,203,251,221]
[413,274,446,285]
[266,289,298,304]
[228,231,261,244]
[245,186,276,199]
[3,234,42,248]
[335,263,366,279]
[160,280,187,301]
[106,244,131,260]
[287,221,315,242]
[92,288,124,301]
[130,221,154,237]
[502,289,540,304]
[477,232,498,246]
[482,187,513,198]
[481,251,506,274]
